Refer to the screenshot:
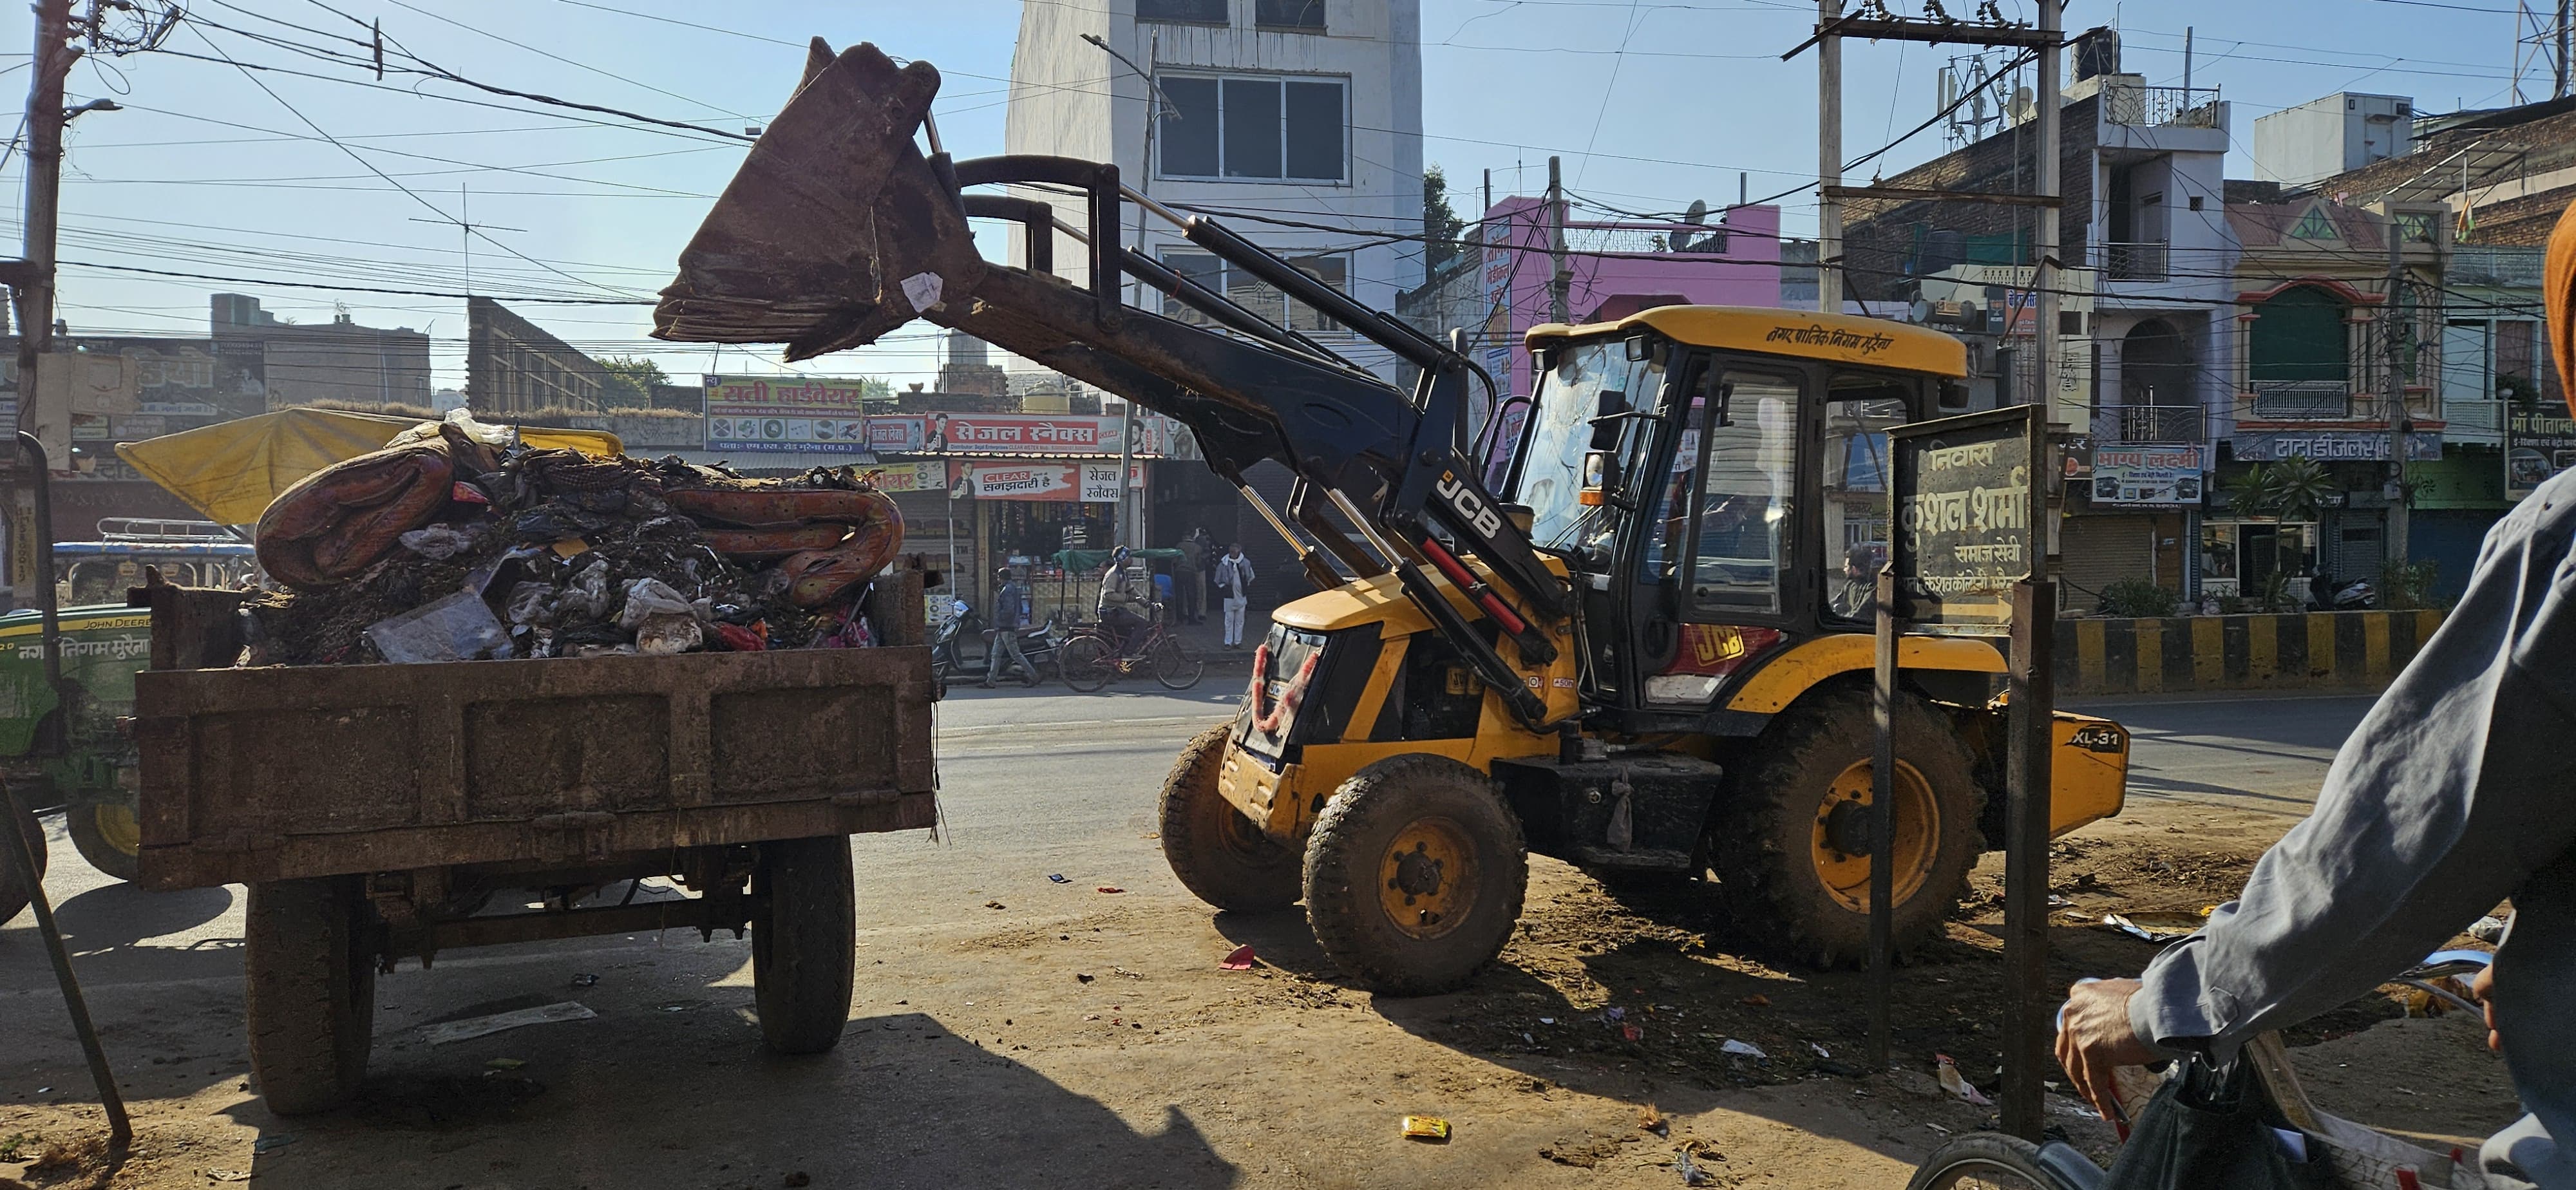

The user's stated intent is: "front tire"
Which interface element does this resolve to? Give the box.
[1716,687,1984,968]
[1303,755,1527,996]
[1904,1133,2074,1190]
[1159,726,1301,912]
[752,835,856,1055]
[66,798,140,883]
[1150,638,1205,690]
[245,876,376,1115]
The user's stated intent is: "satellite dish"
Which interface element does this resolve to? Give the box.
[2009,86,2035,122]
[1909,299,1932,324]
[1683,199,1709,225]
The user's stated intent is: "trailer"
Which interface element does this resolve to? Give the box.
[128,566,938,1114]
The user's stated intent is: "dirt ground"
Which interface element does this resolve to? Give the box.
[0,789,2522,1189]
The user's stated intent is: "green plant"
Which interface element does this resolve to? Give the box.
[2256,569,2295,612]
[0,1132,26,1161]
[2497,370,2540,411]
[1423,165,1466,272]
[2098,578,2179,618]
[2216,594,2253,615]
[2380,559,2449,611]
[2228,455,2337,522]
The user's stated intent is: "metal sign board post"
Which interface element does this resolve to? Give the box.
[1881,404,2043,1130]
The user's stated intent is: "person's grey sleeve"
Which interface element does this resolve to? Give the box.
[2128,486,2576,1064]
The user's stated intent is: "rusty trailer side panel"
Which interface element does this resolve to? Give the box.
[133,643,936,891]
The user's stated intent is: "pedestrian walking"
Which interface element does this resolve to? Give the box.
[1213,542,1255,649]
[981,566,1032,688]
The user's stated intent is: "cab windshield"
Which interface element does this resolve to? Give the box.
[1513,340,1663,555]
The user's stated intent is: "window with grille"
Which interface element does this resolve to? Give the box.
[1255,0,1326,29]
[1159,250,1350,333]
[1158,73,1347,182]
[1137,0,1227,24]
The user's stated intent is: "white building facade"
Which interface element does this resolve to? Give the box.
[1005,0,1427,381]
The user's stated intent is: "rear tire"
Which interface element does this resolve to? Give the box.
[752,835,855,1055]
[1715,687,1983,968]
[1150,638,1205,690]
[1,797,47,927]
[66,798,140,883]
[1059,634,1113,692]
[1304,755,1526,996]
[1159,725,1302,912]
[245,876,376,1115]
[1904,1133,2074,1190]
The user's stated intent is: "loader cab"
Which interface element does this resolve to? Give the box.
[1503,307,1972,732]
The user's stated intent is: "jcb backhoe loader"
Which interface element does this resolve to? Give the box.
[653,41,2130,994]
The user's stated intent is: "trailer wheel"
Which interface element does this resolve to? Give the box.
[245,876,375,1115]
[1303,755,1526,996]
[752,835,855,1055]
[0,797,46,927]
[66,799,140,883]
[1159,725,1302,912]
[1715,688,1983,968]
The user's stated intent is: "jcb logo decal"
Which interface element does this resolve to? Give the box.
[1434,472,1504,540]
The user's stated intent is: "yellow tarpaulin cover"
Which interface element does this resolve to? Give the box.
[113,408,623,526]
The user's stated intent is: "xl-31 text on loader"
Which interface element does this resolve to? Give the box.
[652,41,2130,995]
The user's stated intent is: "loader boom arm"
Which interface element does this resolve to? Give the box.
[652,41,1571,728]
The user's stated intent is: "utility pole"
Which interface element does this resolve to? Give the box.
[1817,0,1842,314]
[14,0,77,445]
[2385,220,2411,571]
[2561,0,2571,98]
[1546,155,1569,325]
[2034,0,2060,425]
[2183,26,2193,92]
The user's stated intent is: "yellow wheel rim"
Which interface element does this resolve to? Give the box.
[1809,760,1940,912]
[94,802,142,857]
[1378,817,1479,940]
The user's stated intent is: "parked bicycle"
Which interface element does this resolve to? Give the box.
[1058,608,1204,692]
[1903,952,2494,1190]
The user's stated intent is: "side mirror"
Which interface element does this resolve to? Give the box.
[1587,389,1629,450]
[1580,450,1619,507]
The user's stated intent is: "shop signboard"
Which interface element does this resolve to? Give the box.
[2506,409,2576,500]
[2088,444,2203,507]
[929,413,1150,457]
[2231,430,2441,464]
[860,460,947,494]
[701,375,872,453]
[1891,405,2037,634]
[963,461,1139,502]
[867,415,925,453]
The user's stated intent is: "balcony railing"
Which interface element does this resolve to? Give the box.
[2101,82,2223,129]
[2101,404,2204,443]
[2247,380,2353,420]
[2441,399,2505,435]
[2102,241,2168,281]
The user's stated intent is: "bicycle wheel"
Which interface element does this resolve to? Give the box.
[1904,1133,2080,1190]
[1150,637,1206,690]
[1059,634,1114,692]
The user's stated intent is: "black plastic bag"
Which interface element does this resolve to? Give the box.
[2101,1057,2333,1190]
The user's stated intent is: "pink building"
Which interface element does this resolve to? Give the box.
[1472,197,1786,402]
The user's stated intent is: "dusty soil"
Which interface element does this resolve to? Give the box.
[0,789,2521,1188]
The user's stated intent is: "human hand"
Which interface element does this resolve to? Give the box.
[2470,962,2500,1053]
[2056,978,2160,1122]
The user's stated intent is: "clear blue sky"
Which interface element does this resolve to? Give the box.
[0,0,2548,394]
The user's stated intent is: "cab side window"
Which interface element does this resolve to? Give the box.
[1819,374,1910,623]
[1690,370,1799,615]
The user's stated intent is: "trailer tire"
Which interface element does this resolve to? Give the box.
[66,799,140,883]
[1715,688,1983,968]
[0,797,46,927]
[245,876,375,1115]
[752,835,855,1055]
[1159,725,1302,913]
[1304,755,1526,996]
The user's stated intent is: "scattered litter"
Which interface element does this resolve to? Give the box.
[1220,945,1256,970]
[1048,874,1071,884]
[208,1169,254,1182]
[1622,1024,1645,1043]
[569,974,599,988]
[1401,1116,1450,1143]
[1095,886,1124,894]
[1740,994,1770,1008]
[2470,915,2510,943]
[1522,1032,1537,1045]
[1937,1054,1994,1106]
[485,1057,526,1070]
[1808,1041,1832,1059]
[1720,1039,1766,1059]
[1139,832,1159,840]
[1637,1106,1669,1137]
[2047,893,2074,907]
[421,1000,596,1044]
[2100,911,2206,943]
[1075,973,1095,983]
[1538,1017,1556,1026]
[398,523,485,560]
[1604,1006,1626,1023]
[251,1135,297,1154]
[365,588,511,663]
[1926,1122,1953,1136]
[1675,1146,1711,1186]
[984,901,1007,910]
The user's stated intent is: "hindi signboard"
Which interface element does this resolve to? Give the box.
[702,375,872,453]
[2507,409,2576,500]
[1891,405,2038,635]
[2088,444,2203,507]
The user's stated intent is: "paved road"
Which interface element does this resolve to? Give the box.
[3,686,2374,996]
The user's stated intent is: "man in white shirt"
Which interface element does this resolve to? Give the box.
[1213,543,1255,649]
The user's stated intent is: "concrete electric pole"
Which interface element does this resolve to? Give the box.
[2384,220,2411,572]
[1817,0,1842,314]
[1546,155,1569,325]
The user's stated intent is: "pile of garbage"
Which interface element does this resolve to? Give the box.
[242,411,905,666]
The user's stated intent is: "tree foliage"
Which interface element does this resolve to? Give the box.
[1423,164,1466,274]
[598,355,672,406]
